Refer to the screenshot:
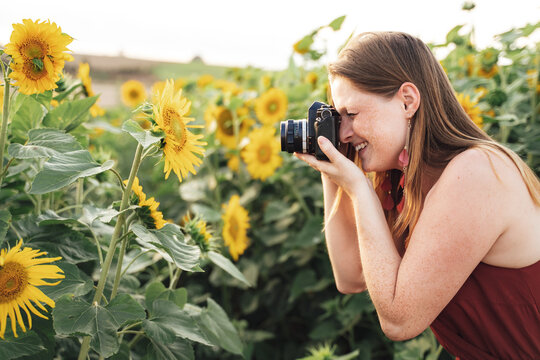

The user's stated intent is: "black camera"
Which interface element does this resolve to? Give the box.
[280,101,341,161]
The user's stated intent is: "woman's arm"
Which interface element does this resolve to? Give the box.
[300,138,508,341]
[321,173,367,294]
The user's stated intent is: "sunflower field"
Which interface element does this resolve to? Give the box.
[0,7,538,360]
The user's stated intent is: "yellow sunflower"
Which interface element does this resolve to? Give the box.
[209,106,254,149]
[197,74,214,88]
[182,214,215,252]
[222,195,250,261]
[0,240,64,339]
[151,79,184,104]
[241,127,283,180]
[226,152,240,172]
[77,63,105,117]
[5,19,73,95]
[125,177,167,229]
[456,92,483,128]
[305,72,318,87]
[254,88,288,125]
[121,80,147,108]
[153,79,206,181]
[478,65,498,79]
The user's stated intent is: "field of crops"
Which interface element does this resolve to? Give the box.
[0,9,538,360]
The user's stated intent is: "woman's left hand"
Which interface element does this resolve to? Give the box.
[294,136,368,196]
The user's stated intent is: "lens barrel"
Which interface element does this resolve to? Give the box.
[280,119,308,153]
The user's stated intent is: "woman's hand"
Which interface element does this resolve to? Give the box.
[294,136,368,197]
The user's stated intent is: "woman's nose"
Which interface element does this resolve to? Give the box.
[339,118,353,143]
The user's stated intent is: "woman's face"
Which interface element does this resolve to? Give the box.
[329,76,409,173]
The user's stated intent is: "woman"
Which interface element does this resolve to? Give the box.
[295,32,540,359]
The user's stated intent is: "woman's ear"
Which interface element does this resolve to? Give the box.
[399,82,420,118]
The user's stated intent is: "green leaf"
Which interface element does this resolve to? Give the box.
[10,94,46,142]
[29,227,98,264]
[42,96,98,132]
[0,331,45,359]
[145,282,167,310]
[53,294,145,358]
[198,298,243,355]
[156,288,188,309]
[122,119,163,148]
[30,150,114,194]
[328,15,346,31]
[145,337,194,360]
[79,205,120,226]
[8,129,82,159]
[41,262,93,301]
[131,223,201,272]
[29,90,53,108]
[295,35,314,53]
[289,269,317,302]
[143,299,211,346]
[0,210,11,245]
[208,251,252,287]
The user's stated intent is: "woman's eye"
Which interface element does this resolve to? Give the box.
[347,113,357,118]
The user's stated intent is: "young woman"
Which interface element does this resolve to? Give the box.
[295,32,540,359]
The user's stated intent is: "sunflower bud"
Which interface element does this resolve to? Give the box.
[486,89,507,107]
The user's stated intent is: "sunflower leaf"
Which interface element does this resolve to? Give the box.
[145,337,194,360]
[0,209,11,245]
[122,119,163,148]
[41,262,93,300]
[328,15,346,31]
[197,298,244,355]
[10,94,46,143]
[0,330,45,359]
[29,150,114,194]
[207,251,252,287]
[131,223,202,272]
[53,294,145,358]
[142,299,211,346]
[8,129,83,159]
[42,96,98,132]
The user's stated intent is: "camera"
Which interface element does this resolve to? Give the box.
[280,101,341,161]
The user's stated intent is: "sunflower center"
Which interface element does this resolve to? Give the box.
[229,216,239,239]
[267,102,278,114]
[20,38,48,60]
[129,89,140,100]
[257,145,272,163]
[0,262,28,302]
[218,109,234,136]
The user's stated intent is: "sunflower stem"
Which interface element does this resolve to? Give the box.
[78,143,144,360]
[110,232,132,299]
[169,267,182,289]
[76,178,84,215]
[0,62,12,189]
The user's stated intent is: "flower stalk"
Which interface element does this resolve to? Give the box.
[0,60,11,189]
[78,143,144,360]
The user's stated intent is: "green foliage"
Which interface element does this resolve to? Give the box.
[0,7,537,360]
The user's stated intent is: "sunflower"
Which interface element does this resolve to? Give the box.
[478,65,498,79]
[254,88,288,125]
[0,240,64,339]
[125,177,167,229]
[151,79,184,104]
[456,92,483,128]
[226,152,240,172]
[197,74,214,88]
[77,63,105,117]
[121,80,147,108]
[242,127,283,180]
[182,214,216,253]
[4,19,73,95]
[209,106,254,149]
[153,79,206,181]
[222,195,250,261]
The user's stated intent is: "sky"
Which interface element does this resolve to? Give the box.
[1,0,539,70]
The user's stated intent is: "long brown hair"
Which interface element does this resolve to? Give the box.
[327,31,540,248]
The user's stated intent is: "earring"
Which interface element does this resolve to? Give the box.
[396,119,411,213]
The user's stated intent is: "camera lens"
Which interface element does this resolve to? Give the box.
[280,119,308,153]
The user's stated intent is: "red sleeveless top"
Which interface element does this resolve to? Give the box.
[430,260,540,360]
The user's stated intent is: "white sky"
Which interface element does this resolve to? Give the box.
[1,0,539,70]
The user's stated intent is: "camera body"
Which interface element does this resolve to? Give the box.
[280,101,341,161]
